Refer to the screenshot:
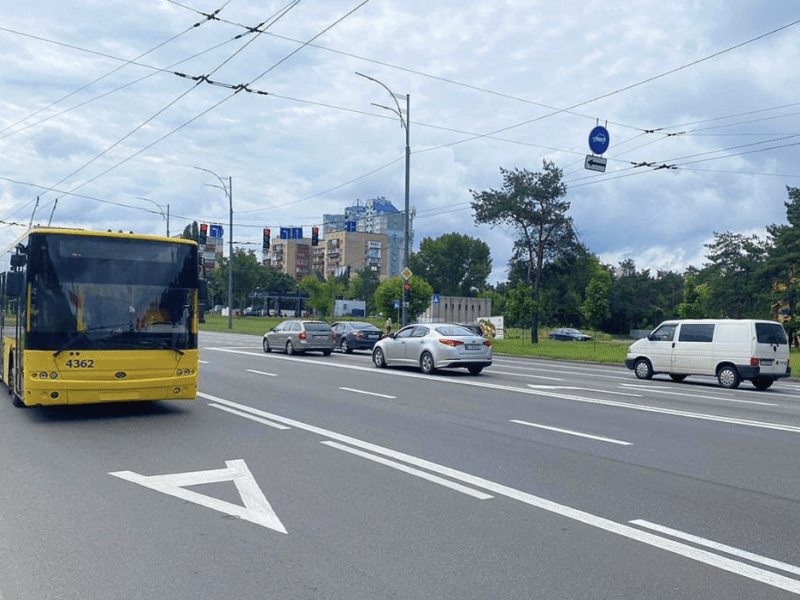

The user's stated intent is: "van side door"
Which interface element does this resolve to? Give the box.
[672,323,715,375]
[647,323,677,373]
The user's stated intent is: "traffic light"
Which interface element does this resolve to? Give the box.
[199,223,208,245]
[404,281,410,303]
[311,226,319,246]
[263,228,271,250]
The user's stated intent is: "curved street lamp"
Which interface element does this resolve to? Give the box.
[136,197,169,237]
[356,72,411,326]
[195,166,233,331]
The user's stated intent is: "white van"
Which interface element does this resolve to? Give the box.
[625,319,791,389]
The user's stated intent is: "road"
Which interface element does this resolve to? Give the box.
[1,331,800,599]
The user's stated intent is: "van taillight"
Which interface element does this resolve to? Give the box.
[750,357,759,366]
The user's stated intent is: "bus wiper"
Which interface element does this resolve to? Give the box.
[53,332,90,357]
[153,337,185,356]
[52,324,131,356]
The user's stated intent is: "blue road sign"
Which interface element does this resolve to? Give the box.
[588,125,610,155]
[394,299,400,310]
[433,293,440,305]
[209,224,223,238]
[279,227,304,240]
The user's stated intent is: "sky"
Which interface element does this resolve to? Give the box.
[2,0,799,285]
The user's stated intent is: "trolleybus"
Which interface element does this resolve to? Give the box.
[1,227,204,407]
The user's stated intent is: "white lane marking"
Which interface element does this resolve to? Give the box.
[340,387,396,399]
[205,348,800,434]
[510,420,633,446]
[322,441,492,500]
[110,459,287,534]
[490,371,564,381]
[630,520,800,577]
[208,403,291,430]
[199,360,210,364]
[247,369,278,377]
[198,393,800,595]
[620,384,778,407]
[528,384,642,397]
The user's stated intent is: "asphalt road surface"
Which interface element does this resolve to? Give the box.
[2,331,800,599]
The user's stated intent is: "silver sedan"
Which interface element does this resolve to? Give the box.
[372,323,492,375]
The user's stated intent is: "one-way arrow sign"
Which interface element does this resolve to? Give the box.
[584,155,607,173]
[110,459,287,533]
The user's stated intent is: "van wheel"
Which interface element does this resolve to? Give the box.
[717,365,740,389]
[669,374,687,382]
[634,358,653,380]
[752,377,774,390]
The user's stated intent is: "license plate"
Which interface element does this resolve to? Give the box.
[466,344,481,351]
[761,359,774,366]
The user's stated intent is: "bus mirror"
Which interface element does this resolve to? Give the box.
[198,279,208,303]
[5,271,23,297]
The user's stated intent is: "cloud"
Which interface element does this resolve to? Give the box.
[1,0,798,285]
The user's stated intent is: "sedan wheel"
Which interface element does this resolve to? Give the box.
[262,338,271,353]
[373,347,386,368]
[341,339,351,354]
[468,366,483,376]
[420,352,435,375]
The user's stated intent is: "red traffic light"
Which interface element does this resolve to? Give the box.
[404,283,410,291]
[264,228,270,236]
[200,223,208,232]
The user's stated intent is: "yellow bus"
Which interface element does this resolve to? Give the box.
[1,227,204,407]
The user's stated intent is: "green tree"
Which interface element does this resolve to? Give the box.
[676,273,705,319]
[374,276,433,322]
[182,221,199,242]
[471,160,576,342]
[765,186,800,340]
[581,268,612,332]
[408,233,492,296]
[700,231,769,318]
[299,276,344,317]
[207,248,269,310]
[347,269,381,315]
[504,283,534,328]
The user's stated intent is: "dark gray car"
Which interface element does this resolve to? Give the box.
[331,321,383,353]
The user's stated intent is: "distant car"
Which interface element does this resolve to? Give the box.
[262,320,335,355]
[548,328,592,341]
[331,321,383,353]
[372,323,492,375]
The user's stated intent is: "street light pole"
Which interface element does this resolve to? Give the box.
[136,197,170,237]
[356,72,411,326]
[194,167,233,330]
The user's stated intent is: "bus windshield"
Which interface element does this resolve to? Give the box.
[26,233,198,353]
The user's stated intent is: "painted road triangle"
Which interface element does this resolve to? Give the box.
[110,459,287,533]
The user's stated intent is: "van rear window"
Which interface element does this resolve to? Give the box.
[678,324,715,342]
[756,323,788,345]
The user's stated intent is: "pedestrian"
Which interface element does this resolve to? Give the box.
[385,317,392,335]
